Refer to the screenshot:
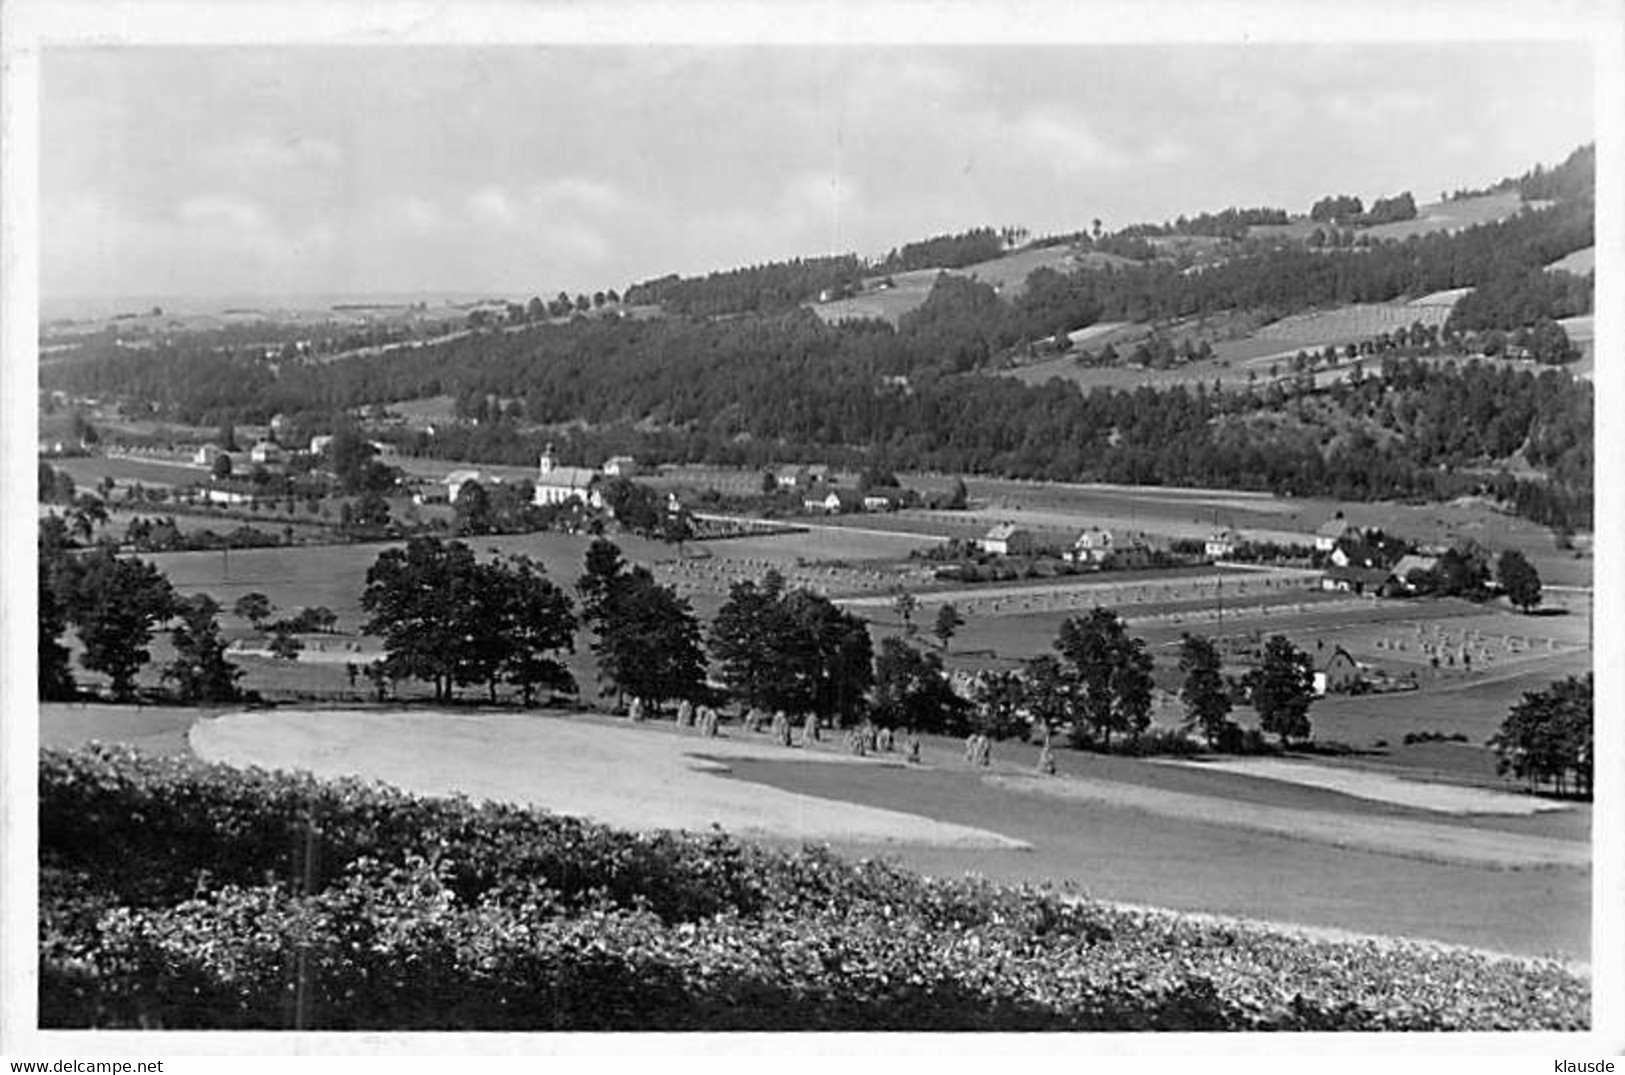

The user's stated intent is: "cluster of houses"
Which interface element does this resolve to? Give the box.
[191,413,401,477]
[974,523,1170,566]
[1313,516,1439,597]
[769,464,906,514]
[415,448,663,514]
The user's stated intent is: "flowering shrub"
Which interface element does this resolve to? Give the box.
[39,745,1589,1031]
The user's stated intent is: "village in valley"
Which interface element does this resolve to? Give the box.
[22,35,1604,1040]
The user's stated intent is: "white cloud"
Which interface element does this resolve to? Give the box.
[525,178,624,213]
[386,195,443,234]
[1009,109,1132,173]
[205,133,342,176]
[468,187,516,224]
[175,193,271,232]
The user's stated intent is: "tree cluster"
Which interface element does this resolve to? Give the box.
[39,519,243,704]
[709,570,873,726]
[1488,674,1591,797]
[624,255,864,317]
[361,537,577,704]
[576,540,707,709]
[877,227,1008,274]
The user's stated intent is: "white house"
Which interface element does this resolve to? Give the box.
[1391,554,1439,591]
[979,523,1037,557]
[774,463,830,490]
[1204,529,1242,559]
[248,441,285,465]
[443,469,482,502]
[862,493,895,512]
[193,444,223,466]
[1315,516,1361,553]
[602,455,639,478]
[533,446,603,508]
[204,488,253,505]
[309,434,335,456]
[1067,527,1115,564]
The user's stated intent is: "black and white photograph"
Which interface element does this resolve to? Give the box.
[2,0,1620,1060]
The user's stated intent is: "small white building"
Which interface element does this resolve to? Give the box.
[309,434,335,456]
[1205,529,1242,559]
[193,444,223,466]
[1068,527,1115,564]
[979,523,1037,557]
[248,441,285,465]
[1391,554,1439,591]
[1315,516,1361,553]
[862,493,895,512]
[443,469,482,502]
[204,488,253,506]
[533,446,603,509]
[602,455,639,478]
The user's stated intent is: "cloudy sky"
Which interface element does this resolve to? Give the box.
[41,41,1595,304]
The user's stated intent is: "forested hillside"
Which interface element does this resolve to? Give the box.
[41,147,1595,530]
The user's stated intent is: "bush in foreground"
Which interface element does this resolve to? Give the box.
[39,745,1588,1031]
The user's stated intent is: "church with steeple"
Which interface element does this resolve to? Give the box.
[532,444,604,508]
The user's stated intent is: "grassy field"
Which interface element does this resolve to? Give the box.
[809,244,1102,325]
[914,474,1591,588]
[732,755,1587,959]
[61,700,1582,960]
[1547,246,1595,275]
[1357,192,1550,241]
[1241,300,1454,350]
[50,453,206,491]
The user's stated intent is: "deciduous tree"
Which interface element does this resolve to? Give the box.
[932,602,966,652]
[60,547,177,700]
[870,637,967,735]
[1250,635,1315,746]
[1055,607,1153,749]
[165,595,242,702]
[1489,673,1591,797]
[1178,632,1233,748]
[1496,549,1543,613]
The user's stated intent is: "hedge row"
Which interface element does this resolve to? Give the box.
[39,745,1588,1031]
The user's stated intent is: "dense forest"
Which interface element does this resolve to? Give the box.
[623,255,866,317]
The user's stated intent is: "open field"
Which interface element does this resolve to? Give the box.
[1547,246,1595,275]
[378,393,461,423]
[809,245,1106,326]
[727,754,1586,960]
[1358,192,1552,241]
[1238,299,1454,352]
[43,642,1592,962]
[40,702,204,756]
[50,452,206,490]
[1147,756,1566,815]
[190,708,1026,849]
[92,703,1583,959]
[907,473,1591,587]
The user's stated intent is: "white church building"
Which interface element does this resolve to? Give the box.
[533,445,604,509]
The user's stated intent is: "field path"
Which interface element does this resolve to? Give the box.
[1149,757,1570,815]
[985,773,1585,870]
